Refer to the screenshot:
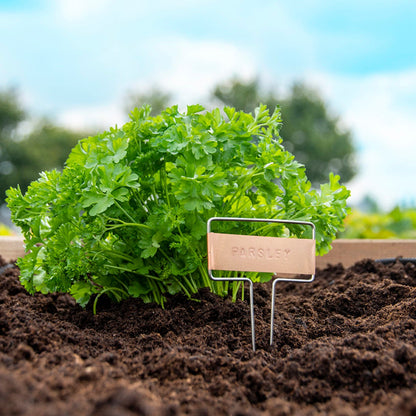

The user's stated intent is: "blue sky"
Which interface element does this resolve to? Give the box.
[1,0,415,209]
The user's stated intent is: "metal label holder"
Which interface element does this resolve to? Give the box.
[207,217,316,351]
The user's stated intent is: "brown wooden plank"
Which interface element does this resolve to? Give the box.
[317,239,416,269]
[1,236,415,268]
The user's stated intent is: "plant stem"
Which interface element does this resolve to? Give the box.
[113,200,137,223]
[93,286,128,314]
[105,217,151,231]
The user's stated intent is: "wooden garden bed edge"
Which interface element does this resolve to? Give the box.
[1,236,415,268]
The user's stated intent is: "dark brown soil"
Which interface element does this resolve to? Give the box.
[1,256,416,415]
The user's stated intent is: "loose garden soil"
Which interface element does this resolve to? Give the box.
[1,255,416,415]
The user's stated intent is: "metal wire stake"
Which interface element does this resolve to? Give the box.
[248,280,256,351]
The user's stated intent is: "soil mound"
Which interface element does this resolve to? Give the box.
[1,256,416,415]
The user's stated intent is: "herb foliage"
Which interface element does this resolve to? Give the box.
[7,105,350,308]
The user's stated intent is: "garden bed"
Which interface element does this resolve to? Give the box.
[1,249,416,415]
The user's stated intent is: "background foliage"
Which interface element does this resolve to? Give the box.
[340,207,416,239]
[0,89,87,208]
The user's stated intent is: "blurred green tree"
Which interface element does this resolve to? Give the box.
[0,89,85,204]
[212,78,263,113]
[0,89,26,203]
[2,121,83,200]
[0,88,25,136]
[211,78,357,185]
[0,89,26,178]
[124,87,171,117]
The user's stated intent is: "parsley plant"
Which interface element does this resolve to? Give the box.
[7,105,349,308]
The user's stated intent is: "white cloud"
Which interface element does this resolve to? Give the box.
[307,69,416,208]
[53,0,113,22]
[52,0,210,25]
[58,37,258,129]
[132,37,258,105]
[118,37,257,105]
[58,102,126,131]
